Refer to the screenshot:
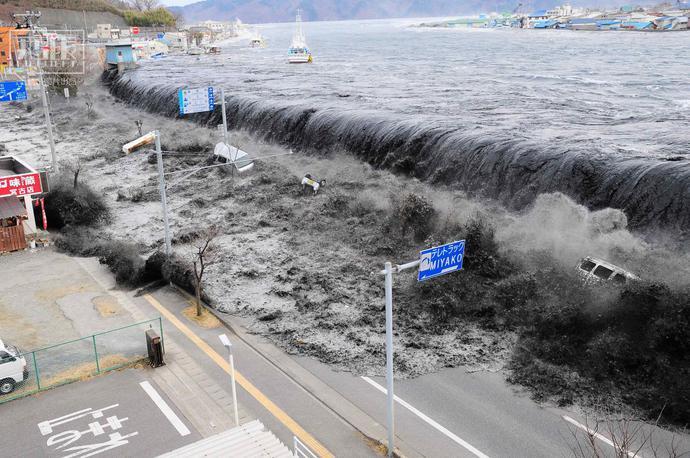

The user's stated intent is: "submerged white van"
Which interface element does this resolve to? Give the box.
[577,256,640,286]
[0,339,28,395]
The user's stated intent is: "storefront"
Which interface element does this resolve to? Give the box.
[0,196,27,252]
[0,155,48,253]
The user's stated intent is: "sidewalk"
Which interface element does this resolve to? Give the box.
[75,257,253,439]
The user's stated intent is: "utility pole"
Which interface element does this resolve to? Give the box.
[14,11,59,173]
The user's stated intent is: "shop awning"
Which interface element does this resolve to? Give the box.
[0,196,27,219]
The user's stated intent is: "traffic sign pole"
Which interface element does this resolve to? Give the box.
[380,259,420,457]
[384,261,395,458]
[379,241,464,457]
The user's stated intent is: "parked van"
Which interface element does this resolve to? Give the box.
[0,339,28,395]
[214,142,254,173]
[577,256,640,285]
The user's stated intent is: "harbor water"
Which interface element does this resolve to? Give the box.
[106,19,690,233]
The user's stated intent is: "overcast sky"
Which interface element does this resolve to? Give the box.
[160,0,198,6]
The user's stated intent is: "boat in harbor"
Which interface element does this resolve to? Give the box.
[250,34,266,48]
[287,11,312,63]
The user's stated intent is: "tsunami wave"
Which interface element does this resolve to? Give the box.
[103,70,690,234]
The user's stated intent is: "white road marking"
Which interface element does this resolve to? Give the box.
[140,381,191,436]
[562,415,642,458]
[361,376,490,458]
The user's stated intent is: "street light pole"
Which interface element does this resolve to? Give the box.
[220,87,228,146]
[219,333,240,427]
[154,130,172,256]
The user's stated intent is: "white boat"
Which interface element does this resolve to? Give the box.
[250,34,266,48]
[288,11,312,64]
[187,47,203,56]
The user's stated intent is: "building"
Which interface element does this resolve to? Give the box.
[96,24,112,40]
[196,20,226,34]
[0,155,47,253]
[0,26,29,70]
[105,43,136,64]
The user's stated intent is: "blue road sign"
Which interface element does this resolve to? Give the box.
[178,86,215,115]
[418,240,465,281]
[0,81,28,103]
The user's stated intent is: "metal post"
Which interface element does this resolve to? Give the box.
[158,317,165,353]
[229,350,240,427]
[154,131,172,256]
[32,351,41,391]
[92,335,101,373]
[220,87,228,146]
[27,16,58,173]
[384,261,395,457]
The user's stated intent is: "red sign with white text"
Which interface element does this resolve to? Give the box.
[131,27,140,35]
[0,172,43,197]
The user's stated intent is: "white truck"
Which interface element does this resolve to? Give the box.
[0,338,28,395]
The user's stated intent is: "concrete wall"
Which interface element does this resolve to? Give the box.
[37,8,127,33]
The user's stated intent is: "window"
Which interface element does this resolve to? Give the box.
[612,273,627,285]
[593,265,614,280]
[579,260,596,272]
[0,351,13,364]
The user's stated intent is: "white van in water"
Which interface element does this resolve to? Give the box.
[577,256,640,286]
[0,338,28,395]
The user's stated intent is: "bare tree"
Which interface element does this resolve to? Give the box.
[191,226,219,317]
[567,408,688,458]
[129,0,159,11]
[84,93,94,115]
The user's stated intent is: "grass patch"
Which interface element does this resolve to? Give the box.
[93,295,123,317]
[182,305,221,329]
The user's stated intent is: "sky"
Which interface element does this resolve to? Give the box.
[160,0,198,6]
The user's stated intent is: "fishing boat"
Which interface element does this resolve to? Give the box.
[250,34,266,48]
[287,11,312,64]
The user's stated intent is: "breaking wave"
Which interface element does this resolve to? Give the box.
[103,70,690,234]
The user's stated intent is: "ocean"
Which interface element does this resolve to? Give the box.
[107,19,690,233]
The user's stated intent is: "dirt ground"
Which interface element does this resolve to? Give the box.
[2,83,688,381]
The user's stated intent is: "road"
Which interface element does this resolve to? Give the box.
[1,369,200,458]
[141,285,690,458]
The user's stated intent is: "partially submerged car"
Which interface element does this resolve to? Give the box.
[577,256,640,286]
[214,142,255,173]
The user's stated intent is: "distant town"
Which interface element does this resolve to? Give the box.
[419,2,690,30]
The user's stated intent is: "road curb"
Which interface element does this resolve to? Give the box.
[169,284,417,458]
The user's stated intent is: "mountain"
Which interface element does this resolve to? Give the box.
[171,0,621,24]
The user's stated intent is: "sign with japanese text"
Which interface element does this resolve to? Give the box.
[37,404,138,457]
[0,81,28,102]
[178,86,215,115]
[418,240,465,281]
[0,172,43,197]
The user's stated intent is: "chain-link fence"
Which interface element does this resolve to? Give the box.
[0,318,162,403]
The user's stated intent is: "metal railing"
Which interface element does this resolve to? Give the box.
[294,436,318,458]
[0,318,162,403]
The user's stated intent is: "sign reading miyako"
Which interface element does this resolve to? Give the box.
[0,172,43,197]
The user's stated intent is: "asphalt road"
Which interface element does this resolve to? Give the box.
[295,356,690,458]
[0,369,200,458]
